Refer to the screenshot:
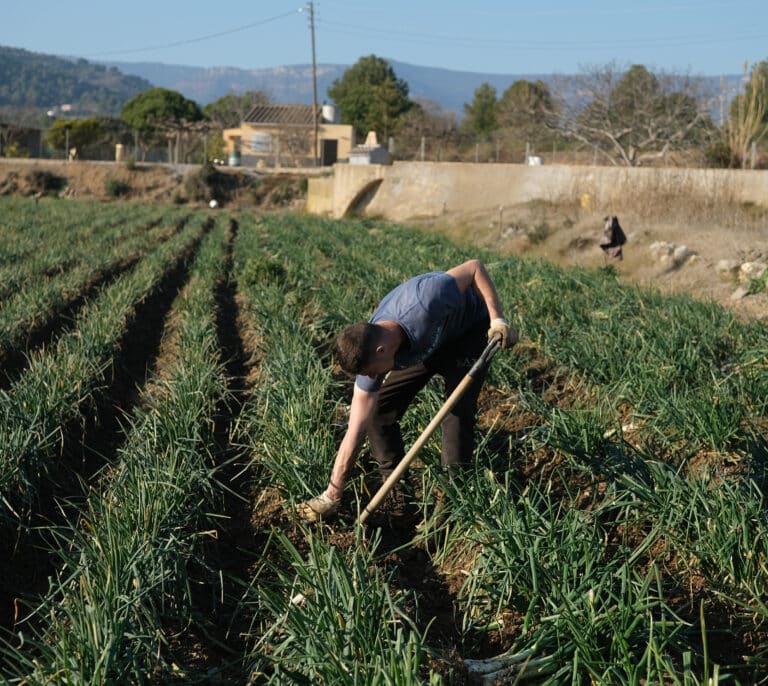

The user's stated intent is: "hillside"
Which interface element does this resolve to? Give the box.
[0,46,152,116]
[103,58,741,116]
[104,58,556,113]
[0,45,740,118]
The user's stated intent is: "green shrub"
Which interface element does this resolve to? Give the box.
[183,162,238,203]
[747,270,767,295]
[269,184,296,206]
[104,177,131,197]
[248,177,265,205]
[705,139,737,168]
[26,169,66,194]
[2,143,30,158]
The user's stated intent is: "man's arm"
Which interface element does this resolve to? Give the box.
[447,259,517,348]
[325,383,378,501]
[447,259,504,320]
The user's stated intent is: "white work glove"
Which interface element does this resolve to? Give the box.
[487,318,518,349]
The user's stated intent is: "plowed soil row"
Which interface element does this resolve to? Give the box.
[154,219,265,683]
[0,229,204,632]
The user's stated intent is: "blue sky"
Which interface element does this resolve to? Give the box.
[5,1,767,76]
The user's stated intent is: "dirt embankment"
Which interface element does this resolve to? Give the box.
[0,158,308,211]
[418,203,768,323]
[1,159,765,321]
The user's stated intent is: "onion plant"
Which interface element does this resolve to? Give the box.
[0,219,229,683]
[231,212,766,678]
[428,465,719,682]
[0,200,183,303]
[0,214,206,523]
[243,530,431,685]
[0,218,181,362]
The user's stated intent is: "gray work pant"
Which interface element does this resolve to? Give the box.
[367,321,489,476]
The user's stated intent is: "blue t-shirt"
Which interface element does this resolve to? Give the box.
[355,271,487,392]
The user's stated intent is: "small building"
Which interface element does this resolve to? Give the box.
[348,131,391,165]
[223,104,354,168]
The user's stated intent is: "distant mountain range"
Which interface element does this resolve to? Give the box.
[0,45,741,121]
[0,46,151,116]
[103,59,557,115]
[102,59,744,122]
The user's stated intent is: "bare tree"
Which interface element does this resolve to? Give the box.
[554,63,716,166]
[727,61,768,168]
[0,106,46,156]
[394,98,459,160]
[157,118,215,164]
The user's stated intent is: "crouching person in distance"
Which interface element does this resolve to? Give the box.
[296,259,517,522]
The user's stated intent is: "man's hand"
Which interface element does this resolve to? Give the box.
[488,318,518,349]
[296,492,341,521]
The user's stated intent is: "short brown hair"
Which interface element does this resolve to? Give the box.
[334,322,381,375]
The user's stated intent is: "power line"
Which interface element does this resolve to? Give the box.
[317,18,768,52]
[83,9,302,58]
[320,0,754,17]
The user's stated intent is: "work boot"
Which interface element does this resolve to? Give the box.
[296,493,341,522]
[378,472,418,525]
[381,483,408,517]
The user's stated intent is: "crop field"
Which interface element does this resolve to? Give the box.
[0,196,767,684]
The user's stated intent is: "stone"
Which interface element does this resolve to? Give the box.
[716,259,741,275]
[731,286,749,300]
[673,245,691,264]
[739,262,767,283]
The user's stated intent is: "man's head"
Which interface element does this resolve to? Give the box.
[334,322,391,377]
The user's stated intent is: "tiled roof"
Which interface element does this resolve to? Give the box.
[243,104,321,126]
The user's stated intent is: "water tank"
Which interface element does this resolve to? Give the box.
[322,104,336,123]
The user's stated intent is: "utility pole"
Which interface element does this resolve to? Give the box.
[719,74,726,127]
[307,1,319,167]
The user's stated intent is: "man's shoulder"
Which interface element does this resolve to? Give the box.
[379,271,449,305]
[400,270,448,289]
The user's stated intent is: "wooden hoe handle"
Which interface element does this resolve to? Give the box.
[358,335,502,525]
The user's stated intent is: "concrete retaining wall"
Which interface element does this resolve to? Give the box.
[305,175,334,215]
[308,161,768,221]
